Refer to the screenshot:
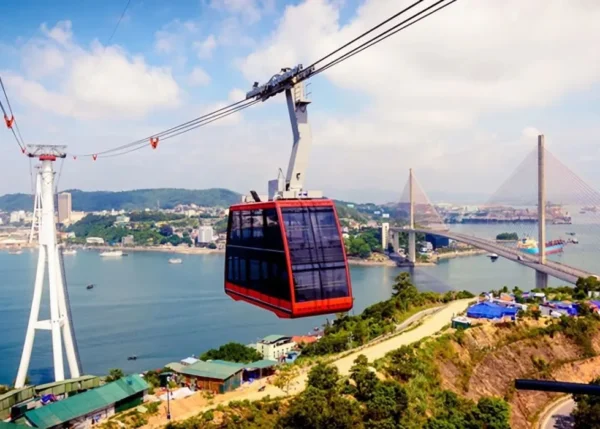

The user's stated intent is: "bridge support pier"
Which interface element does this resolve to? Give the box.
[535,270,548,289]
[408,168,416,265]
[381,223,390,252]
[408,232,416,264]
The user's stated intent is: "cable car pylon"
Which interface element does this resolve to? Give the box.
[224,66,353,318]
[15,145,81,388]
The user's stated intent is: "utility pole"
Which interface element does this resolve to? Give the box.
[15,145,81,388]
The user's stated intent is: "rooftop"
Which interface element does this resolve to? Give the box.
[24,375,148,429]
[260,335,291,344]
[178,360,244,380]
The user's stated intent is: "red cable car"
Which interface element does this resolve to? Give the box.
[225,198,352,318]
[225,65,353,318]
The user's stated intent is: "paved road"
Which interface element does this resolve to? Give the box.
[539,397,575,429]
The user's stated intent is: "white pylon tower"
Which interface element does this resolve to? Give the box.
[15,145,81,388]
[28,167,42,244]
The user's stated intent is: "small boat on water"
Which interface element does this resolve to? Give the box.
[100,250,123,257]
[487,253,499,261]
[127,355,137,361]
[8,249,23,255]
[566,232,576,236]
[571,238,579,244]
[86,284,94,290]
[62,249,77,255]
[168,258,183,264]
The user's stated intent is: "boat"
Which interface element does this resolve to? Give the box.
[62,249,77,255]
[566,232,576,236]
[517,237,564,255]
[487,253,499,261]
[8,249,23,255]
[571,238,579,244]
[99,250,123,257]
[86,284,94,290]
[127,355,137,361]
[168,258,183,264]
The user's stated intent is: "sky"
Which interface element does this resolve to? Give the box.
[0,0,599,204]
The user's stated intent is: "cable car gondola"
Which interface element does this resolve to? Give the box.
[225,199,352,318]
[224,66,354,318]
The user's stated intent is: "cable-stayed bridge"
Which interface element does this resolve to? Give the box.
[385,135,599,288]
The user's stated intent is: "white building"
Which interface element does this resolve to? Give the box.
[197,225,214,244]
[9,210,25,224]
[86,237,105,244]
[253,335,296,361]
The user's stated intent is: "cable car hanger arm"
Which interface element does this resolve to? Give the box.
[245,65,321,201]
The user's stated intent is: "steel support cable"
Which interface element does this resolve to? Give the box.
[75,98,252,157]
[311,0,457,78]
[305,0,426,70]
[95,100,260,158]
[0,76,26,151]
[107,0,132,45]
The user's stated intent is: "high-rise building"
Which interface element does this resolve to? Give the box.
[58,193,72,224]
[197,225,215,244]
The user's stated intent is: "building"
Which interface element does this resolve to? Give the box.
[23,375,147,429]
[167,360,243,394]
[115,215,130,225]
[122,235,134,246]
[9,211,25,224]
[253,335,296,361]
[85,237,105,245]
[197,225,214,244]
[57,193,72,224]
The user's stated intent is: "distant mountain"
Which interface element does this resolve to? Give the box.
[0,188,242,212]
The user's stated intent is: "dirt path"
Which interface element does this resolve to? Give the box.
[143,299,473,428]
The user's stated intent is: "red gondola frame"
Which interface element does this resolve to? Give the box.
[225,198,353,318]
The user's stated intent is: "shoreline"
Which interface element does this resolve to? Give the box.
[433,249,487,261]
[80,245,225,255]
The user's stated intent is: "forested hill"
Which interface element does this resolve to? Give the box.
[0,188,241,211]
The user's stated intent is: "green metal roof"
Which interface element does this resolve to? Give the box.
[261,335,288,343]
[0,422,19,428]
[179,360,243,381]
[25,375,148,429]
[165,362,184,373]
[245,360,278,369]
[35,375,98,392]
[209,360,247,368]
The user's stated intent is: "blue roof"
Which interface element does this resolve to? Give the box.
[467,302,518,319]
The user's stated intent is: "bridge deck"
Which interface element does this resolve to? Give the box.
[391,227,595,285]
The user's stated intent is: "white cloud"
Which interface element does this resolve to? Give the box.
[188,67,211,86]
[40,20,73,45]
[193,35,217,59]
[228,88,245,102]
[8,22,181,120]
[238,0,600,195]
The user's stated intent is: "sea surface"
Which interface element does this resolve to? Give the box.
[1,222,598,385]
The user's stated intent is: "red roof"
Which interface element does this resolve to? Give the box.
[292,335,318,344]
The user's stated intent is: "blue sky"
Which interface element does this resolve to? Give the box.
[0,0,599,204]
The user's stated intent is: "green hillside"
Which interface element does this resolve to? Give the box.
[0,188,241,211]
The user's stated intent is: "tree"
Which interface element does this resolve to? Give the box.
[207,242,217,249]
[273,364,299,395]
[307,363,340,392]
[350,355,379,402]
[105,368,124,382]
[159,224,173,237]
[468,397,511,429]
[277,386,363,429]
[200,342,263,363]
[391,272,419,305]
[573,377,600,428]
[386,345,419,382]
